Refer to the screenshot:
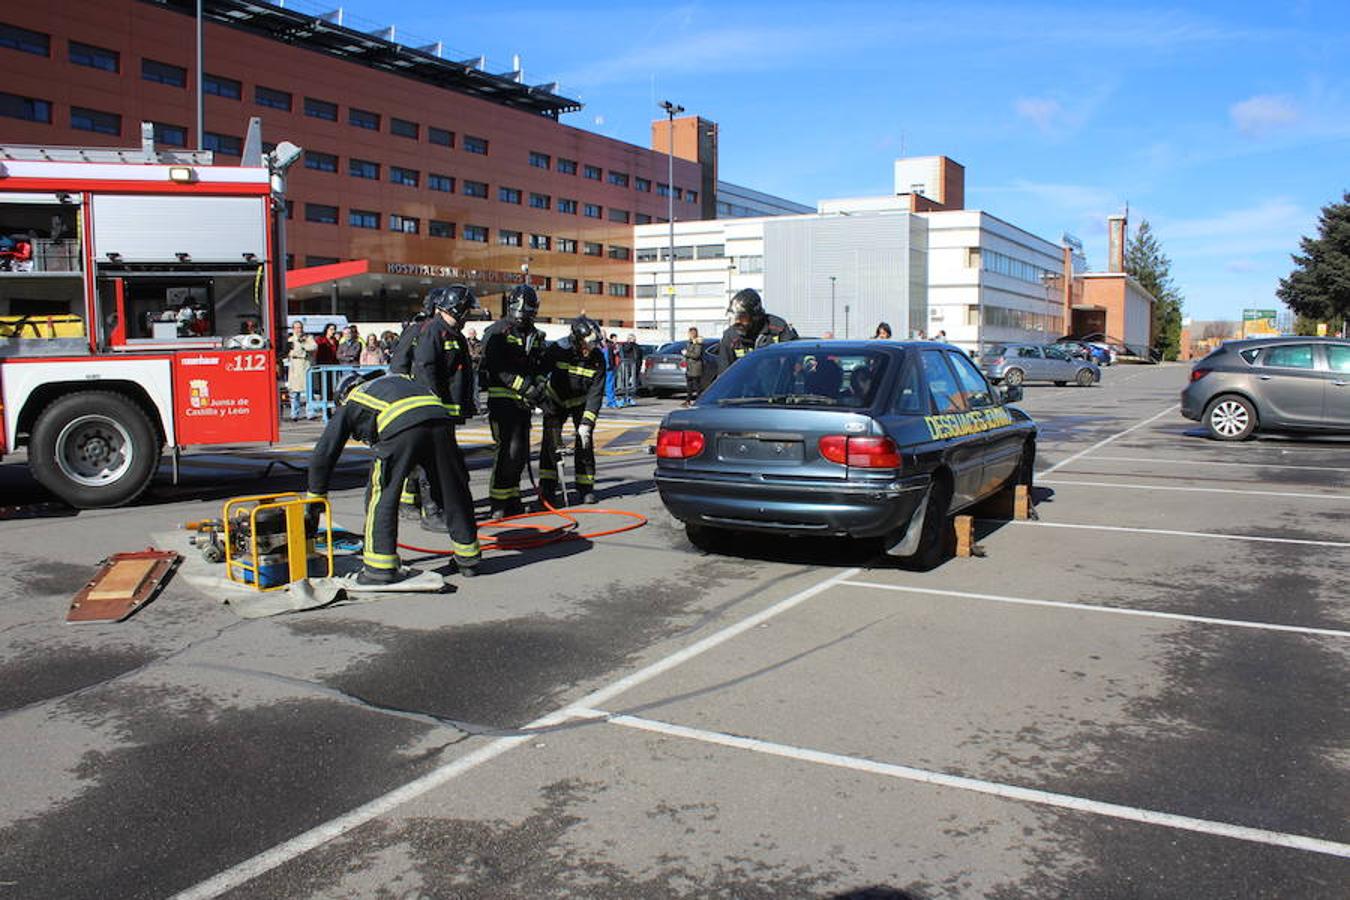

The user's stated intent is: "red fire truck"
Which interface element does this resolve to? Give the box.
[0,122,298,508]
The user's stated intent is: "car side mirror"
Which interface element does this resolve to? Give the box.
[1002,384,1023,404]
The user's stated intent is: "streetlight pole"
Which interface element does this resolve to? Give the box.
[660,99,683,342]
[195,0,203,151]
[829,276,836,336]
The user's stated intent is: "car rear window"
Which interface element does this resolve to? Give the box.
[703,348,890,408]
[1262,344,1314,369]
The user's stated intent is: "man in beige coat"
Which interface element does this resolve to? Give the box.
[286,320,318,420]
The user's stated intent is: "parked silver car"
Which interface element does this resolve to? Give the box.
[980,343,1100,387]
[1181,336,1350,439]
[641,340,720,395]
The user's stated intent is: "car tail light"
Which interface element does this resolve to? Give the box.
[656,428,705,459]
[819,435,901,468]
[1190,368,1212,382]
[644,358,654,370]
[679,359,687,369]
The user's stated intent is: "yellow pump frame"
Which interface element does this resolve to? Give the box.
[223,493,333,592]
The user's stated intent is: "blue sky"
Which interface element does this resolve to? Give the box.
[319,0,1349,322]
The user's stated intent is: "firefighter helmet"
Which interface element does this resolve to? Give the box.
[569,316,601,349]
[728,288,765,335]
[506,285,540,325]
[428,284,478,320]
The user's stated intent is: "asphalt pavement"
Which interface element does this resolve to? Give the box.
[0,365,1346,899]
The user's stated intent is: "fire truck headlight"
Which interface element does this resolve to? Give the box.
[168,166,195,183]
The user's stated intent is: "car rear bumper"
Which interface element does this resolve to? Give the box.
[656,469,930,538]
[1179,384,1207,420]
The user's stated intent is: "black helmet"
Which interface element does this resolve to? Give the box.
[428,284,478,320]
[728,288,765,334]
[506,285,540,325]
[569,316,601,349]
[336,369,384,406]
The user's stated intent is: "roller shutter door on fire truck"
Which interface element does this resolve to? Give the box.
[92,195,266,262]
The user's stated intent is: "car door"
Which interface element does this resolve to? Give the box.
[1321,343,1350,428]
[946,350,1021,496]
[1042,345,1075,381]
[918,349,984,508]
[1015,345,1044,381]
[1254,343,1325,428]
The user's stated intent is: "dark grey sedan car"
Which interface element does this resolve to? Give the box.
[641,339,720,394]
[655,341,1037,569]
[1181,336,1350,439]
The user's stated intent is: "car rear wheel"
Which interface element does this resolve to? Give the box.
[1075,368,1095,387]
[1003,368,1025,387]
[1204,395,1257,441]
[898,478,954,571]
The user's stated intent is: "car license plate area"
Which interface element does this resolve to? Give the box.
[657,363,678,371]
[717,436,804,464]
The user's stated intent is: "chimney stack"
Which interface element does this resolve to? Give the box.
[1107,213,1127,273]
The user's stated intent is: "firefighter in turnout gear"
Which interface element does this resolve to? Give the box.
[388,292,437,520]
[308,373,481,583]
[483,284,548,519]
[718,288,798,372]
[538,317,605,506]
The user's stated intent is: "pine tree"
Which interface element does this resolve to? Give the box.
[1125,219,1184,360]
[1277,192,1350,331]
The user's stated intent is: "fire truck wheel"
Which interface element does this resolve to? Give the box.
[29,391,160,509]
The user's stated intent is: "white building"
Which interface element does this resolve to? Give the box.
[716,181,814,218]
[633,156,1065,350]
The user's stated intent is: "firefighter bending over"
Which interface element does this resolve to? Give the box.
[539,317,605,506]
[308,373,482,584]
[483,285,548,519]
[718,288,798,371]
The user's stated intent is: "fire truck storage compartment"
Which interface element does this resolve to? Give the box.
[98,270,266,345]
[0,193,86,355]
[92,194,266,263]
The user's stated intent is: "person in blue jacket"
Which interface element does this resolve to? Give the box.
[602,332,619,408]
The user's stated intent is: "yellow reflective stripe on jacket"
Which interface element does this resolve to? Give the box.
[488,386,524,400]
[347,390,389,412]
[582,409,598,423]
[375,395,445,432]
[450,539,480,558]
[442,403,461,415]
[511,375,525,391]
[560,395,587,408]
[555,361,597,378]
[506,334,523,345]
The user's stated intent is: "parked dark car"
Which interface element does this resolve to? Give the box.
[641,339,720,395]
[1054,338,1113,366]
[655,341,1037,569]
[1181,336,1350,439]
[979,343,1100,387]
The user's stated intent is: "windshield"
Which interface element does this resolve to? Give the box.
[701,348,891,408]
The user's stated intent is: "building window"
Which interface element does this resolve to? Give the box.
[635,248,658,263]
[673,187,684,200]
[0,22,49,56]
[499,186,522,204]
[529,192,550,210]
[389,214,419,234]
[557,158,577,175]
[430,220,455,238]
[349,158,379,179]
[391,117,419,139]
[607,171,629,187]
[557,238,577,254]
[305,203,338,224]
[558,198,578,214]
[305,256,339,267]
[529,234,550,250]
[429,126,453,147]
[349,209,380,229]
[498,230,523,247]
[463,180,488,198]
[152,122,187,147]
[583,203,602,219]
[608,245,630,261]
[0,91,51,123]
[557,278,578,292]
[737,255,763,273]
[981,248,1054,285]
[463,224,488,242]
[583,164,602,181]
[285,253,294,268]
[349,107,379,130]
[583,242,603,257]
[304,97,338,121]
[608,282,630,297]
[305,150,338,173]
[390,166,420,187]
[69,40,118,72]
[203,73,241,99]
[464,134,488,155]
[608,208,630,224]
[204,131,241,155]
[529,151,551,169]
[254,85,292,110]
[583,280,603,295]
[429,173,454,192]
[687,190,699,203]
[71,106,120,136]
[695,244,724,259]
[284,200,294,219]
[635,177,651,193]
[657,183,671,197]
[143,58,187,88]
[635,213,652,225]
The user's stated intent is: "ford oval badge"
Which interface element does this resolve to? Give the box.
[844,422,865,434]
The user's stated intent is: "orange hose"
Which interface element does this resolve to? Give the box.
[398,495,647,555]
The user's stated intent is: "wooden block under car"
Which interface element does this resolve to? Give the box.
[954,515,974,558]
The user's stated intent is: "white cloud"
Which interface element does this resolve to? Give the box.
[1014,98,1063,134]
[1154,198,1313,258]
[1229,94,1299,137]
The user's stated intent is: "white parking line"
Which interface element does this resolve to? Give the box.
[839,581,1350,639]
[1039,405,1178,476]
[1040,479,1350,501]
[171,566,862,900]
[1088,456,1350,473]
[585,711,1350,860]
[1002,520,1350,549]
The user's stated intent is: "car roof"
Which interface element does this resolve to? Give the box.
[1221,335,1348,348]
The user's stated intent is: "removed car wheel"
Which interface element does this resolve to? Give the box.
[1075,368,1095,387]
[28,391,161,508]
[1204,395,1257,441]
